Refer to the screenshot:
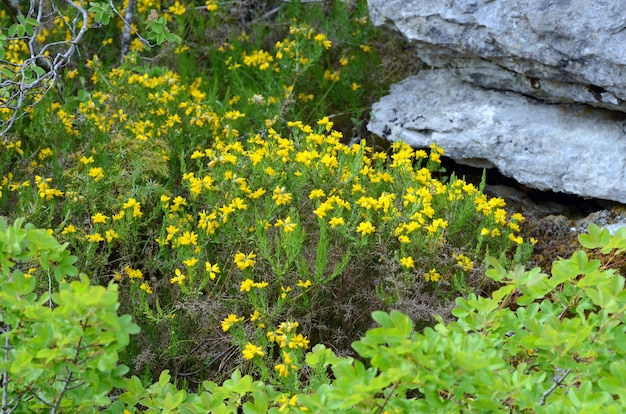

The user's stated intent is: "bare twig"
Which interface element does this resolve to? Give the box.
[0,0,90,139]
[540,368,570,406]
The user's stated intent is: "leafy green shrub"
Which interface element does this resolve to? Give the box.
[0,217,139,413]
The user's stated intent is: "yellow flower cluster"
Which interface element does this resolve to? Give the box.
[239,278,268,292]
[266,321,310,377]
[234,251,256,270]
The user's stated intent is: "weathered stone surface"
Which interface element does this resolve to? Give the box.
[368,0,626,112]
[368,70,626,203]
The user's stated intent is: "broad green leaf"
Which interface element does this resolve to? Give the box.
[578,223,611,249]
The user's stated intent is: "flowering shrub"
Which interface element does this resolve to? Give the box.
[112,223,626,412]
[1,0,532,389]
[4,2,624,412]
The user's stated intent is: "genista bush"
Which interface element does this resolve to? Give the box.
[2,0,534,398]
[109,224,626,412]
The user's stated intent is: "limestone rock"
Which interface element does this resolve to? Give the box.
[368,70,626,203]
[367,0,626,112]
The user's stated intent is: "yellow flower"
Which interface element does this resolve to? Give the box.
[88,167,104,182]
[174,44,189,54]
[205,261,220,279]
[234,251,256,270]
[313,202,333,219]
[79,155,94,165]
[183,257,198,267]
[351,183,366,194]
[140,282,153,294]
[171,196,187,212]
[275,363,290,378]
[426,218,448,234]
[314,33,332,49]
[221,314,244,332]
[272,186,292,206]
[275,352,299,379]
[122,197,139,210]
[309,188,326,199]
[281,285,292,299]
[170,269,186,285]
[205,0,218,11]
[231,197,248,210]
[86,233,104,243]
[275,216,297,233]
[248,188,266,199]
[400,256,415,269]
[288,334,310,350]
[177,231,198,246]
[316,116,333,132]
[240,278,254,292]
[91,212,108,224]
[425,269,441,283]
[105,229,119,243]
[250,310,262,321]
[454,254,474,271]
[169,1,186,15]
[125,266,143,279]
[242,343,265,360]
[508,222,520,232]
[356,221,375,236]
[328,216,344,228]
[61,224,77,235]
[297,279,312,289]
[511,212,525,222]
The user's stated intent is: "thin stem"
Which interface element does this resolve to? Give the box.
[540,368,570,406]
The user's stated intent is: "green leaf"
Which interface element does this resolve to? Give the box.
[578,223,611,249]
[242,390,269,414]
[163,390,186,412]
[306,344,340,367]
[9,351,34,373]
[8,24,18,37]
[118,376,147,406]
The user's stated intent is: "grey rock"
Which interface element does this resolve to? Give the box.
[368,70,626,203]
[574,210,626,235]
[368,0,626,112]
